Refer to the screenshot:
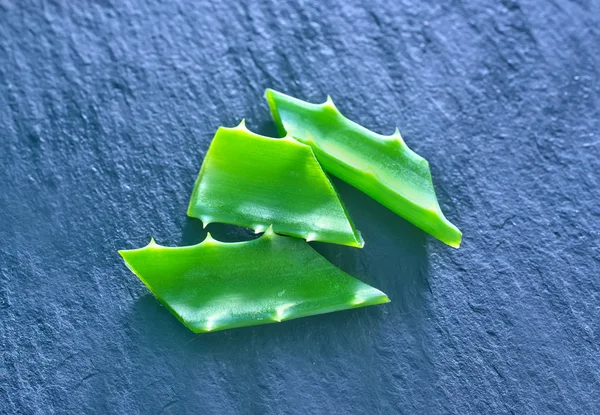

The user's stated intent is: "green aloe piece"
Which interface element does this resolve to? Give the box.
[187,121,364,248]
[119,228,389,333]
[265,89,462,248]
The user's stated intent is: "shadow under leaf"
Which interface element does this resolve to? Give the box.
[312,177,429,315]
[180,217,259,246]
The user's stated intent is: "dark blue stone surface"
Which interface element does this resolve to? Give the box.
[1,0,599,413]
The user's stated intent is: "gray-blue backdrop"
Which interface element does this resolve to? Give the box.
[1,0,599,413]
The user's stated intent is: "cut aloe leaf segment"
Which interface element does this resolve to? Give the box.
[119,229,389,333]
[266,89,462,248]
[187,120,364,248]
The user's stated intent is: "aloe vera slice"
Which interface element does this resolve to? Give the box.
[187,121,364,248]
[119,229,389,333]
[265,89,462,248]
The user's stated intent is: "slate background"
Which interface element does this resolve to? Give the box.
[1,0,599,413]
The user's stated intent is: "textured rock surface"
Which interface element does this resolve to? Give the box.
[1,0,599,413]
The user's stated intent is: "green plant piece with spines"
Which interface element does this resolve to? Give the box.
[187,120,364,248]
[119,228,389,333]
[265,89,462,248]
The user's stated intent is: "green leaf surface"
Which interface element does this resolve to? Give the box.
[187,121,364,248]
[119,229,389,333]
[266,89,462,248]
